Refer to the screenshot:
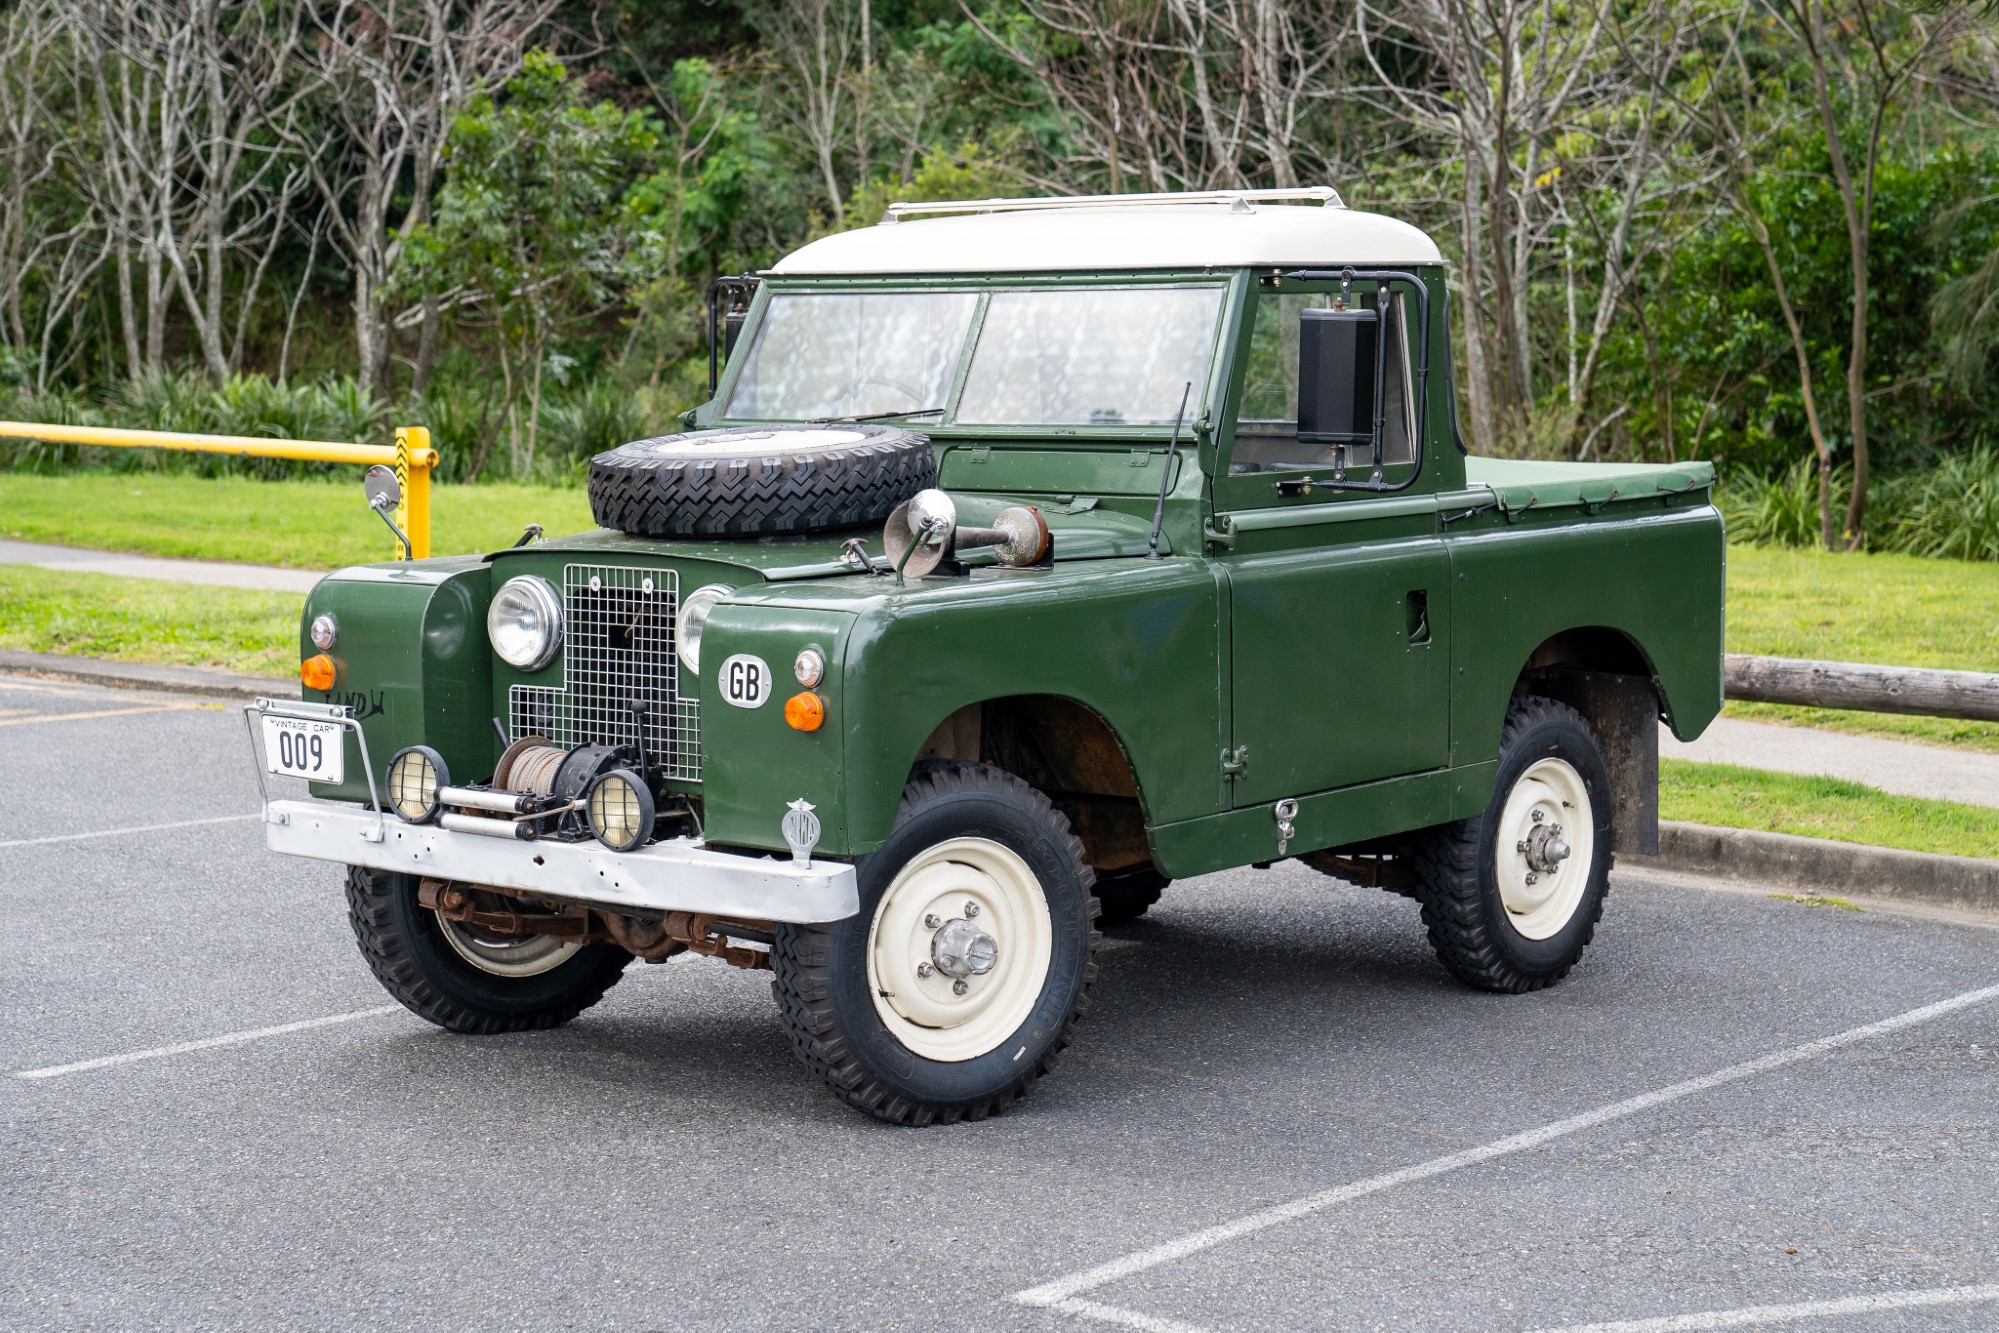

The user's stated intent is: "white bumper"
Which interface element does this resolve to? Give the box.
[264,799,859,923]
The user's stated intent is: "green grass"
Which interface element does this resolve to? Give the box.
[1660,758,1999,859]
[1722,545,1999,751]
[0,472,596,569]
[0,565,299,676]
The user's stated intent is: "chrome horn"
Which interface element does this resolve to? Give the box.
[883,489,1051,582]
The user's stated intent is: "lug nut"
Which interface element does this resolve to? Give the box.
[952,980,969,996]
[924,914,942,929]
[915,962,933,979]
[964,902,980,917]
[1531,809,1544,823]
[1525,872,1539,885]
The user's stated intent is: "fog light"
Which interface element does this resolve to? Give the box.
[587,769,656,852]
[309,613,338,650]
[387,746,449,824]
[784,691,826,732]
[300,653,337,691]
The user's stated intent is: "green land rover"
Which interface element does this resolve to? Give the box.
[250,187,1724,1124]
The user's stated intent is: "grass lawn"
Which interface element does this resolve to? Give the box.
[1660,759,1999,859]
[1722,545,1999,751]
[0,564,299,676]
[0,471,596,569]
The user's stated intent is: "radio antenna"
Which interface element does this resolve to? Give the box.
[1147,382,1193,560]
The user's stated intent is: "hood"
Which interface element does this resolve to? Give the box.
[485,493,1167,583]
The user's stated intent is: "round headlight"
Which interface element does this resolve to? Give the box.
[309,613,338,651]
[587,769,656,852]
[387,746,449,824]
[489,576,562,671]
[676,584,730,676]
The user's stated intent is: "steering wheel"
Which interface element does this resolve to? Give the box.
[833,375,925,406]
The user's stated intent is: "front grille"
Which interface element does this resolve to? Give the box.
[509,563,702,781]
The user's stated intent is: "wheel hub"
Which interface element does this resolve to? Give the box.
[930,916,999,979]
[1519,820,1572,874]
[1493,757,1595,941]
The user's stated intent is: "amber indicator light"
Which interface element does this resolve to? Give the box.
[300,653,337,691]
[784,691,826,732]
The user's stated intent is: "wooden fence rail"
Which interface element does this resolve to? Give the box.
[1725,654,1999,723]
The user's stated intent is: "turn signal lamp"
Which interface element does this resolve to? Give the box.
[300,653,337,691]
[784,691,826,732]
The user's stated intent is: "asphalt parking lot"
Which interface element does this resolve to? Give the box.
[4,671,1997,1332]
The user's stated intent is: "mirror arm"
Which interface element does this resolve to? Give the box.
[1284,268,1431,494]
[370,501,413,561]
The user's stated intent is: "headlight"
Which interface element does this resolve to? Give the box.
[489,575,562,670]
[387,746,449,824]
[587,769,656,851]
[676,584,730,675]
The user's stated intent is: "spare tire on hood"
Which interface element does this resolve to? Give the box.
[587,423,937,538]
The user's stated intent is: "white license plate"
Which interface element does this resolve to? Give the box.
[262,715,346,784]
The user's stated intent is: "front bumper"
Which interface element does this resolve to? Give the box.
[264,800,859,923]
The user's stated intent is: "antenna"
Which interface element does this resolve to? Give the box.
[1147,383,1193,560]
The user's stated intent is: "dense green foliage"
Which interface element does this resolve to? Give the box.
[0,0,1996,556]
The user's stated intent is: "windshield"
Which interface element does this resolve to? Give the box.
[725,291,978,420]
[724,285,1224,428]
[956,286,1223,426]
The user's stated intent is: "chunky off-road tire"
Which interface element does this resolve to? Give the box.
[344,866,631,1033]
[1095,866,1168,926]
[588,424,936,537]
[770,762,1101,1125]
[1411,696,1613,993]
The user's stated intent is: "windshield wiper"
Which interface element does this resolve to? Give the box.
[811,406,945,424]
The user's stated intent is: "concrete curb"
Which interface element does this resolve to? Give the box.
[0,649,295,701]
[1633,820,1999,915]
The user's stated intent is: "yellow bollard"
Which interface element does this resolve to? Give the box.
[394,426,433,559]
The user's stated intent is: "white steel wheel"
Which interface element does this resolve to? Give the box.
[865,836,1054,1063]
[433,914,583,978]
[1494,757,1595,941]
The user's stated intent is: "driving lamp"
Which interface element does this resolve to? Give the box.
[676,584,730,675]
[387,745,449,824]
[488,575,562,670]
[587,769,656,852]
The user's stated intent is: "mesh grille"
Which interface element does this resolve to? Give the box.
[509,564,702,781]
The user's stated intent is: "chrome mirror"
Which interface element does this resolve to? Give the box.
[362,463,412,560]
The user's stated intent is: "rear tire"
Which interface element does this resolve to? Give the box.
[1411,696,1612,993]
[770,762,1100,1125]
[344,867,631,1033]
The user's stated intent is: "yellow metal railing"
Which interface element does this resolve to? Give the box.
[0,420,436,560]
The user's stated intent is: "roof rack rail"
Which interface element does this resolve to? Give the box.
[880,186,1343,224]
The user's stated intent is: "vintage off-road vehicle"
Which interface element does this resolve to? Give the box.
[251,187,1723,1124]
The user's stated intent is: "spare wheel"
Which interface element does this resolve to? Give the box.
[587,424,936,538]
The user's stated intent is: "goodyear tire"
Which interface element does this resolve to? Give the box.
[587,424,936,537]
[344,866,631,1033]
[1411,696,1613,993]
[770,762,1101,1125]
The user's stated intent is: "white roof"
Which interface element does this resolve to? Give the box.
[770,201,1443,276]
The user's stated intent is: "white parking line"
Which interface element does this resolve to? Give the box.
[0,703,196,728]
[1014,981,1999,1323]
[14,1006,405,1080]
[0,812,258,849]
[1528,1282,1999,1331]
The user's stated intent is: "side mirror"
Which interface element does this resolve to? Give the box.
[363,463,402,514]
[362,463,412,560]
[1296,306,1379,449]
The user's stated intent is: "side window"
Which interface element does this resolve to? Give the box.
[1232,287,1415,475]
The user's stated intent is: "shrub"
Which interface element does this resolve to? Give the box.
[1876,444,1999,562]
[1720,457,1849,548]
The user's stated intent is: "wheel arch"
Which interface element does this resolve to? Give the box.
[900,693,1159,879]
[1512,626,1662,856]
